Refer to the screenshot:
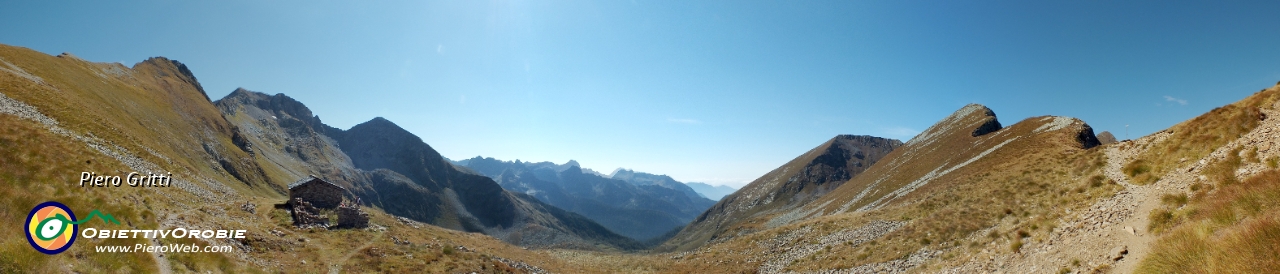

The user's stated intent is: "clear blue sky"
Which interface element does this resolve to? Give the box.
[4,1,1279,188]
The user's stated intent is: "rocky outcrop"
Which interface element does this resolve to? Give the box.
[230,126,254,155]
[971,108,1003,137]
[1076,123,1102,149]
[796,135,903,193]
[1097,131,1118,145]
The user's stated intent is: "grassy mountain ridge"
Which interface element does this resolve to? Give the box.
[661,134,902,252]
[0,44,280,272]
[4,42,1280,272]
[572,105,1125,273]
[0,44,636,272]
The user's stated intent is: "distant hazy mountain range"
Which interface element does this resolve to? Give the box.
[6,43,1279,272]
[685,182,738,200]
[455,157,717,242]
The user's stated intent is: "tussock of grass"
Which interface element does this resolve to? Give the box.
[1204,147,1245,186]
[1123,159,1159,185]
[1138,169,1280,273]
[1148,193,1193,234]
[1161,193,1189,207]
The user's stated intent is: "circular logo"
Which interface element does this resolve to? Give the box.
[25,201,77,254]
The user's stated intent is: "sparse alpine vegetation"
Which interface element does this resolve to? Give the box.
[4,42,1280,273]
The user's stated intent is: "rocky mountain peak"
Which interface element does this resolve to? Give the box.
[609,168,632,178]
[132,56,210,102]
[907,104,1000,147]
[970,105,1003,137]
[216,89,325,131]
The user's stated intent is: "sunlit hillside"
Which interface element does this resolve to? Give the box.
[3,43,1279,273]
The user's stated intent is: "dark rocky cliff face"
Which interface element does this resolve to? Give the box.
[1076,123,1102,149]
[216,90,640,250]
[332,117,517,229]
[788,135,904,200]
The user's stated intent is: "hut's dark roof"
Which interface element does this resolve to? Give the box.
[288,177,345,190]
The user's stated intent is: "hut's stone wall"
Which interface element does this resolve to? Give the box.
[290,198,328,227]
[289,178,344,209]
[337,204,370,229]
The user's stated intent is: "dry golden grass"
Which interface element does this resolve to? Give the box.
[0,45,273,194]
[1137,169,1280,273]
[1,44,576,273]
[555,112,1124,273]
[6,42,1279,273]
[1128,88,1278,185]
[0,114,159,273]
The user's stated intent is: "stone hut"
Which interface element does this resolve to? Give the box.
[288,176,345,209]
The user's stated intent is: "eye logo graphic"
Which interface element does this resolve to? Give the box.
[25,201,120,254]
[25,201,77,254]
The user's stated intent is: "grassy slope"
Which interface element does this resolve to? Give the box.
[1135,86,1280,273]
[1138,169,1280,273]
[768,113,1116,272]
[555,106,1122,273]
[6,40,1278,273]
[0,45,598,273]
[0,113,158,273]
[1123,87,1278,185]
[0,47,270,195]
[543,84,1280,273]
[663,135,899,252]
[0,45,251,272]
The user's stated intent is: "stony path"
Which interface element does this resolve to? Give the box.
[329,229,384,274]
[935,133,1165,273]
[757,221,906,274]
[941,99,1280,273]
[1097,138,1162,274]
[149,237,174,274]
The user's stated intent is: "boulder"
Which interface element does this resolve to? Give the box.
[1097,131,1118,145]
